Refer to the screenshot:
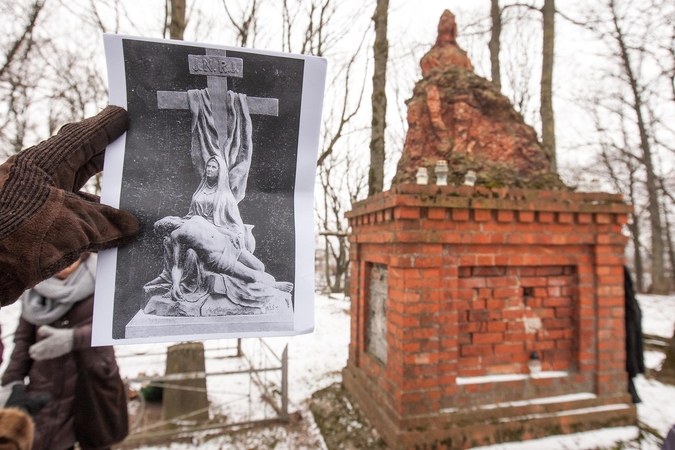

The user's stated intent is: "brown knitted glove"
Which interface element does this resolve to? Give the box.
[0,106,140,306]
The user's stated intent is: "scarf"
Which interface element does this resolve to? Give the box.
[21,254,97,326]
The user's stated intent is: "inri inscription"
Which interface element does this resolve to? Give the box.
[188,55,243,77]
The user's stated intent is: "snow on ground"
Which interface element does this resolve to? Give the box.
[470,427,642,450]
[263,293,351,406]
[1,292,674,449]
[0,301,22,376]
[638,294,675,339]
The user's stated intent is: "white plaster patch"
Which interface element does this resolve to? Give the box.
[523,317,542,333]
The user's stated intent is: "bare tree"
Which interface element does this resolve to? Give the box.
[369,0,388,197]
[607,0,666,293]
[0,1,45,79]
[169,0,186,40]
[317,151,364,292]
[280,0,298,53]
[566,0,670,293]
[485,1,557,169]
[222,0,259,47]
[311,10,369,292]
[589,98,646,291]
[501,1,558,170]
[316,35,368,167]
[280,0,356,57]
[541,0,556,172]
[0,0,46,157]
[463,2,552,148]
[489,0,502,91]
[501,18,539,122]
[269,0,371,290]
[663,199,675,290]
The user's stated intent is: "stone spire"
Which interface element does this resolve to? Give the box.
[420,10,473,77]
[392,10,562,189]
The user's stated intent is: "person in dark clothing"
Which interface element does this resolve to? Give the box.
[624,266,645,403]
[1,253,128,450]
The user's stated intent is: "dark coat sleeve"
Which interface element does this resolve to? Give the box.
[624,266,645,377]
[1,318,36,385]
[71,324,92,352]
[0,324,3,366]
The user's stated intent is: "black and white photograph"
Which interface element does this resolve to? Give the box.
[92,35,325,345]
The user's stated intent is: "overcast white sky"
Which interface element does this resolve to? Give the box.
[28,0,672,189]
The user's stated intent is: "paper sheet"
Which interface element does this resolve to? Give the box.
[92,34,326,345]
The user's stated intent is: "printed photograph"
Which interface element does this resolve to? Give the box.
[93,36,324,343]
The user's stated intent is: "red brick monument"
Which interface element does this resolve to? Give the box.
[342,10,636,449]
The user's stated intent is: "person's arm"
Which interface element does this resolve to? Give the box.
[0,324,4,366]
[2,318,36,385]
[72,324,93,351]
[0,106,140,307]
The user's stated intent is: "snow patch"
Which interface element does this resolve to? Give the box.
[478,392,597,410]
[497,403,630,423]
[637,293,675,338]
[469,426,639,450]
[457,371,566,385]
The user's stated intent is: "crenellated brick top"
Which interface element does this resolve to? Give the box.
[346,185,632,219]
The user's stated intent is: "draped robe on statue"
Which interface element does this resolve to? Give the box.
[143,89,281,315]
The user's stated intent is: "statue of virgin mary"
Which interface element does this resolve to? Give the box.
[143,88,292,317]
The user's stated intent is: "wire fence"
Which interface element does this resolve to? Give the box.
[117,338,289,443]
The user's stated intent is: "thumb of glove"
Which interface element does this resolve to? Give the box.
[47,190,139,254]
[29,326,74,361]
[0,106,136,308]
[36,324,56,339]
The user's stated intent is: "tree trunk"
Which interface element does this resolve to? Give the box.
[331,236,347,293]
[489,0,501,91]
[541,0,556,173]
[628,215,645,293]
[658,332,675,383]
[169,0,186,40]
[664,204,675,290]
[369,0,388,197]
[610,0,667,293]
[324,235,331,292]
[627,169,644,292]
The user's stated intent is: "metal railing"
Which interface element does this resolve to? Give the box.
[118,338,289,443]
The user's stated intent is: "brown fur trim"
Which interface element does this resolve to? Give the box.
[0,408,34,450]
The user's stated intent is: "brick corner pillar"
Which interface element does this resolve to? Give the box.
[342,185,637,450]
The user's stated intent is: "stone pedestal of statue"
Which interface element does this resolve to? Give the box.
[125,289,293,339]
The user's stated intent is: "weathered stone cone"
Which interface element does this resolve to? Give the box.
[393,10,563,189]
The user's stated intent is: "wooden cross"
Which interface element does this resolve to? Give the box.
[157,48,278,138]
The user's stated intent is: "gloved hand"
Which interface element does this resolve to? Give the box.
[0,382,50,416]
[29,325,74,361]
[0,381,20,407]
[0,106,140,307]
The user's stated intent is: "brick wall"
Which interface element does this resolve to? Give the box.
[457,265,577,376]
[343,185,635,449]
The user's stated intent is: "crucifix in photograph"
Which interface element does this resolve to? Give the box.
[156,48,279,119]
[143,48,293,318]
